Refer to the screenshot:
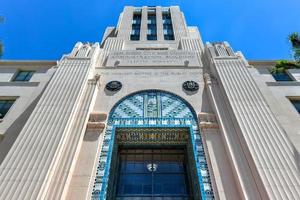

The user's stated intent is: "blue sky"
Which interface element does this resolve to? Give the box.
[1,0,300,60]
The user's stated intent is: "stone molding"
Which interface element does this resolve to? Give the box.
[198,112,219,129]
[87,112,107,131]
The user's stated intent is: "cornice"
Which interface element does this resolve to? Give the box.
[0,60,57,67]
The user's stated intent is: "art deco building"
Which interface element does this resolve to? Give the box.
[0,6,300,200]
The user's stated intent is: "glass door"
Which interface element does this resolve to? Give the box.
[116,148,191,200]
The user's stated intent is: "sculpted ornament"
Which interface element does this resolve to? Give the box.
[105,81,122,92]
[183,81,199,92]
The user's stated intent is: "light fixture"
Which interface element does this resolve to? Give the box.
[147,163,158,172]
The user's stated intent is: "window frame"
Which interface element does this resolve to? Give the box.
[147,12,157,41]
[0,97,17,121]
[12,70,35,82]
[130,12,142,41]
[116,148,190,199]
[271,70,294,82]
[162,12,174,41]
[288,96,300,114]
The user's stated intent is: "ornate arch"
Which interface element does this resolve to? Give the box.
[91,90,214,200]
[110,90,197,119]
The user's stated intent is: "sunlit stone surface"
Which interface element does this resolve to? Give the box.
[0,6,300,200]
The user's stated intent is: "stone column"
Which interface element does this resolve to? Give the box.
[140,6,148,41]
[156,6,164,41]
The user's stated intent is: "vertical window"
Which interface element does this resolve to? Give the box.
[289,98,300,113]
[147,9,157,41]
[13,70,35,81]
[271,71,293,81]
[0,99,15,120]
[131,12,141,41]
[163,11,174,40]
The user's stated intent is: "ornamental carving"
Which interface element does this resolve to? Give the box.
[105,81,122,92]
[183,81,199,92]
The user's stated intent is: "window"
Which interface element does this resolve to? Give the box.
[290,98,300,113]
[162,12,174,40]
[271,71,293,81]
[130,35,140,41]
[13,70,35,81]
[116,148,190,200]
[0,99,15,120]
[147,12,157,41]
[147,15,156,25]
[147,27,157,35]
[130,13,141,41]
[134,8,142,13]
[147,34,157,41]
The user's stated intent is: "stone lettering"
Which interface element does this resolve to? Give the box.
[106,50,199,67]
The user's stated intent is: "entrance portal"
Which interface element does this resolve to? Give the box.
[107,127,198,200]
[91,91,214,200]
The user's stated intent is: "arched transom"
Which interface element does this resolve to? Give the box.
[111,91,194,119]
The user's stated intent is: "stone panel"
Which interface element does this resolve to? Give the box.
[106,50,199,67]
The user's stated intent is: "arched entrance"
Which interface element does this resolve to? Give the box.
[91,90,214,200]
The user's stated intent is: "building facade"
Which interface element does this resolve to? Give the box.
[0,6,300,200]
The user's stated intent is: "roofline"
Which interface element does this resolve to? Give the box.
[248,60,277,65]
[0,60,57,66]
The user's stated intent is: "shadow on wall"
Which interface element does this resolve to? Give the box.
[199,87,243,199]
[182,88,198,96]
[294,146,300,174]
[104,88,119,96]
[201,88,214,113]
[83,130,101,142]
[0,93,43,164]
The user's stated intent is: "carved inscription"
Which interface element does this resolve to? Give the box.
[116,128,189,145]
[99,71,202,76]
[106,50,199,67]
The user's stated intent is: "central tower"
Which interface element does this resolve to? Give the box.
[88,6,215,200]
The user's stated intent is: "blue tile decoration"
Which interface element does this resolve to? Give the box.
[91,90,214,200]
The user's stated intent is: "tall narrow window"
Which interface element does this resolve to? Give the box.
[13,70,35,81]
[131,12,141,41]
[0,99,15,120]
[163,11,174,40]
[147,9,157,41]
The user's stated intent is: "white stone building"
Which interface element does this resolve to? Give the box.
[0,6,300,200]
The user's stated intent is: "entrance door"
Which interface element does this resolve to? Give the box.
[116,148,191,200]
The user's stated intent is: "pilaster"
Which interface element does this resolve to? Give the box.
[206,42,300,199]
[140,6,148,41]
[170,6,188,41]
[156,6,164,41]
[0,42,100,200]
